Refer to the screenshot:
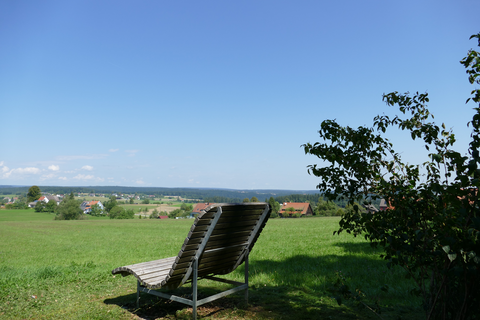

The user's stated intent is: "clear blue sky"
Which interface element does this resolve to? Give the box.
[1,0,479,190]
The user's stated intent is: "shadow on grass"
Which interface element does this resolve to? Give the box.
[332,241,382,254]
[104,285,361,320]
[104,253,424,319]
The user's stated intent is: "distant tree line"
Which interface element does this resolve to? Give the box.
[0,186,319,202]
[3,185,380,218]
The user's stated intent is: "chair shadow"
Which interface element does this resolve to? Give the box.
[104,249,419,319]
[104,285,246,320]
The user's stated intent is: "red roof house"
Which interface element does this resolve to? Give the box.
[279,202,315,217]
[192,203,216,215]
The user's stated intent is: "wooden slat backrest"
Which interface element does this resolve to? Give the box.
[159,202,270,289]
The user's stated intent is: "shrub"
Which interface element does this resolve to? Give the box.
[303,33,480,319]
[109,206,135,219]
[55,198,83,220]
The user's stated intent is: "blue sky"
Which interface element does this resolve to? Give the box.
[0,0,479,190]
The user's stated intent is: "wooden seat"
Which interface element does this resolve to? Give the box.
[112,202,271,319]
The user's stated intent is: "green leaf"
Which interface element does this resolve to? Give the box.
[442,245,450,254]
[448,253,457,262]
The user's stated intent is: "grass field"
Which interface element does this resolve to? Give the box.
[119,203,179,215]
[0,209,424,319]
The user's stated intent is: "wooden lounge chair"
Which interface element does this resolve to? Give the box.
[112,202,271,319]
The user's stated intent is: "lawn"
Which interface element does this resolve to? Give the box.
[119,203,179,215]
[0,210,424,319]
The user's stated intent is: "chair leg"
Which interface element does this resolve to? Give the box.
[192,257,198,320]
[244,250,249,304]
[136,281,140,308]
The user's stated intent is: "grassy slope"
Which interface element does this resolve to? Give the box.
[0,210,423,319]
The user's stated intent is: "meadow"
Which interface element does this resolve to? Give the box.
[0,209,424,319]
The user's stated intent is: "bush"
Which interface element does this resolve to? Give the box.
[149,208,159,219]
[109,206,135,219]
[55,198,83,220]
[303,33,480,319]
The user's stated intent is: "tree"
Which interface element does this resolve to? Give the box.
[89,203,103,216]
[168,208,182,219]
[242,198,250,203]
[45,199,57,213]
[55,197,83,220]
[27,185,42,202]
[180,203,193,212]
[250,196,259,202]
[268,197,280,218]
[316,198,341,216]
[303,33,480,320]
[129,198,134,204]
[109,206,135,219]
[104,196,117,213]
[34,201,46,212]
[150,208,159,219]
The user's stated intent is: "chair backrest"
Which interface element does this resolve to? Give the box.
[162,202,271,289]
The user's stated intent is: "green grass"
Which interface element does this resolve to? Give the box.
[119,204,160,209]
[0,212,424,319]
[0,209,55,221]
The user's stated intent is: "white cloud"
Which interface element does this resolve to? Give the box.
[48,165,60,171]
[71,174,104,182]
[82,165,93,171]
[109,149,119,152]
[1,166,41,179]
[59,177,67,181]
[73,174,95,180]
[136,179,145,185]
[125,150,139,157]
[0,161,3,166]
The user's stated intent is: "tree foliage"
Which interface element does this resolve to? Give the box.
[108,206,135,219]
[104,196,117,213]
[268,197,280,218]
[316,198,342,216]
[34,201,46,212]
[303,33,480,320]
[55,197,84,220]
[27,185,42,203]
[89,203,103,216]
[35,200,57,213]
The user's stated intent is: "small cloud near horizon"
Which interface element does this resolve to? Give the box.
[82,165,93,171]
[109,149,119,152]
[125,150,139,157]
[73,174,95,180]
[48,165,60,171]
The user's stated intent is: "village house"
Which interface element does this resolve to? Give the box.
[80,200,104,214]
[278,202,315,217]
[191,203,215,217]
[28,195,60,208]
